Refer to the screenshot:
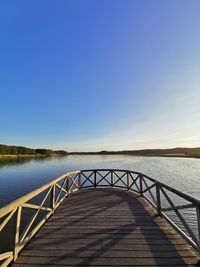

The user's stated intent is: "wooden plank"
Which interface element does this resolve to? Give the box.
[22,203,51,212]
[20,249,198,258]
[14,256,200,265]
[0,208,16,231]
[14,206,22,260]
[35,231,178,238]
[1,256,14,267]
[43,224,173,232]
[35,229,177,235]
[29,238,186,245]
[26,243,192,251]
[12,265,200,267]
[0,252,13,261]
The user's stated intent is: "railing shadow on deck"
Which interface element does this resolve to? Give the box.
[0,169,200,266]
[32,188,197,266]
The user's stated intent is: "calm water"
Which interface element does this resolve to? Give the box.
[0,154,199,207]
[0,155,200,245]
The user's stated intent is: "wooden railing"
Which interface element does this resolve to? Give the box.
[0,170,81,267]
[0,169,200,266]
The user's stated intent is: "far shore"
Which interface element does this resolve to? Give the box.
[0,154,45,159]
[0,153,200,160]
[0,154,66,159]
[1,145,200,160]
[68,153,200,159]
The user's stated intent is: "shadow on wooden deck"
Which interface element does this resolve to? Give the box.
[13,189,200,266]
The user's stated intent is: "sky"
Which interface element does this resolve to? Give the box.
[0,0,200,152]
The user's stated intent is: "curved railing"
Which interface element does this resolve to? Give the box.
[0,169,200,266]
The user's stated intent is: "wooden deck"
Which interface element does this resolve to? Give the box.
[12,188,200,267]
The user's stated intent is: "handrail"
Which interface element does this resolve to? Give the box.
[79,169,200,253]
[81,169,200,205]
[0,170,80,218]
[0,170,81,266]
[0,168,199,267]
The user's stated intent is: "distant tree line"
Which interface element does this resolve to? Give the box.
[35,149,68,155]
[70,147,200,157]
[0,144,68,155]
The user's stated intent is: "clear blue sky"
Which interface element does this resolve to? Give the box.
[1,0,200,151]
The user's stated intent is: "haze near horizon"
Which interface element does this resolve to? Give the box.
[1,0,200,152]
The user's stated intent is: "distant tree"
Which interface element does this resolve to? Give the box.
[0,144,65,156]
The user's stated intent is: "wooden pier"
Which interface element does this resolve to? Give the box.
[0,169,200,266]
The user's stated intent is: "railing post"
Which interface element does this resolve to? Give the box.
[66,177,69,192]
[127,172,130,190]
[156,183,162,217]
[94,171,97,188]
[78,173,81,190]
[14,206,22,261]
[139,174,143,196]
[51,185,55,212]
[196,205,200,253]
[111,171,114,188]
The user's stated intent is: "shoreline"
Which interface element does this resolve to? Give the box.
[68,153,200,159]
[0,154,66,159]
[0,154,46,159]
[0,153,199,160]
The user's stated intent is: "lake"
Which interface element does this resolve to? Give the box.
[0,154,199,207]
[0,155,200,249]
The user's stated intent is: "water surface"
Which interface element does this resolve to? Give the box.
[0,155,199,207]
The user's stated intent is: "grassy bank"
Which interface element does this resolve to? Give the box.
[0,154,46,159]
[0,154,69,159]
[160,153,200,159]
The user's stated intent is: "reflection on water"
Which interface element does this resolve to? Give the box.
[0,156,32,167]
[0,156,49,167]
